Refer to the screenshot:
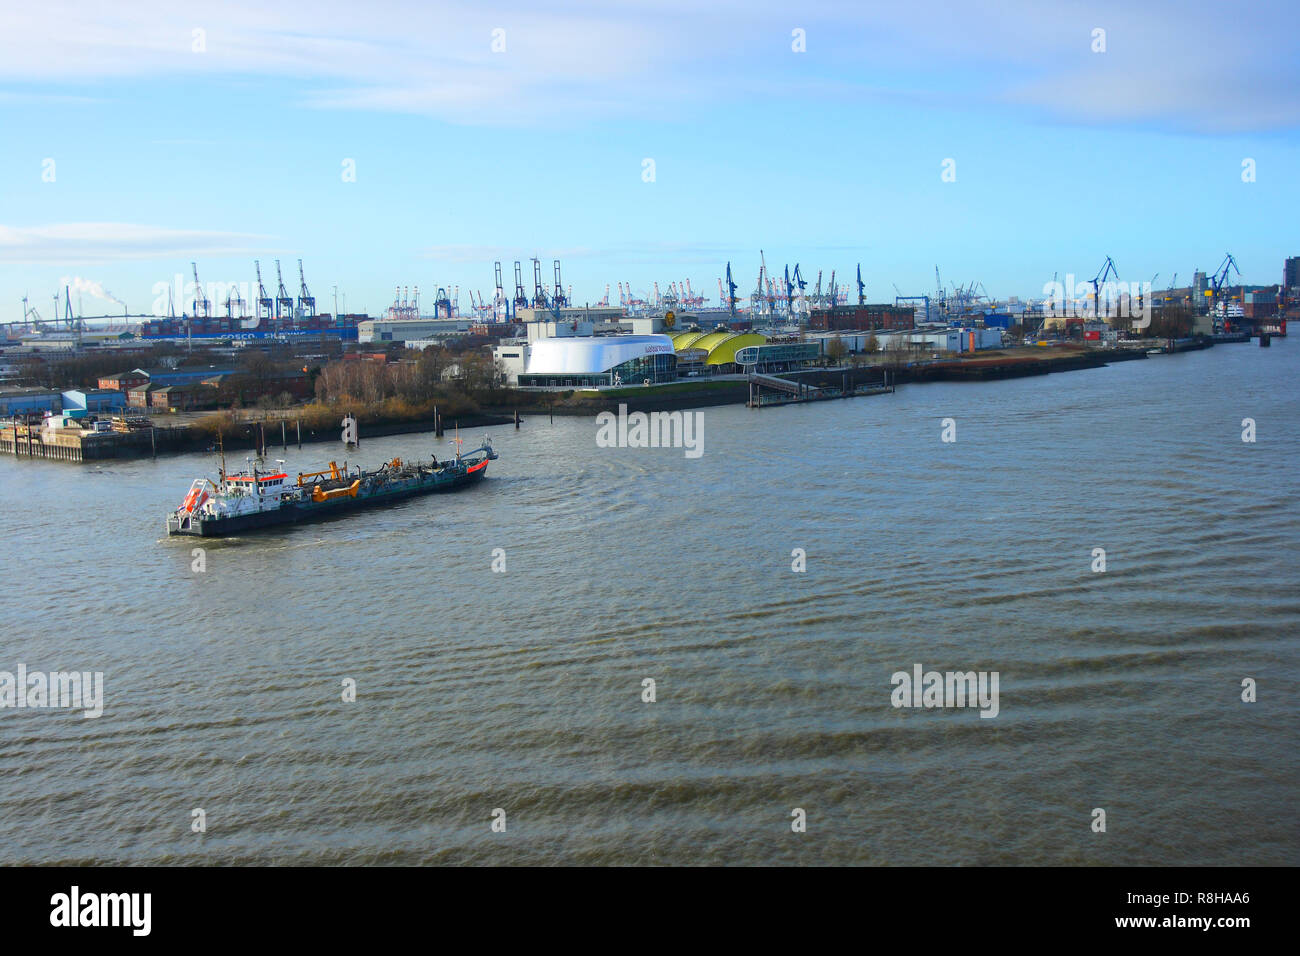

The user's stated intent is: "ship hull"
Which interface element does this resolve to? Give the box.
[168,462,488,537]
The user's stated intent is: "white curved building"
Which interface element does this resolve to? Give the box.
[519,335,676,387]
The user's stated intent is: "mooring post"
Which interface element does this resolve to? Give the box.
[297,418,301,448]
[514,409,520,429]
[150,426,156,458]
[281,420,287,448]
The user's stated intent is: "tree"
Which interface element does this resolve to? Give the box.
[825,336,847,366]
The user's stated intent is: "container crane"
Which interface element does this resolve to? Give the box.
[254,260,273,321]
[274,260,294,321]
[513,261,529,312]
[493,261,506,320]
[857,264,866,306]
[531,258,547,309]
[724,262,738,319]
[191,262,211,319]
[225,283,245,319]
[297,259,316,318]
[552,260,567,308]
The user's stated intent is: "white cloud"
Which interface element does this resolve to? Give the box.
[0,223,277,264]
[0,1,1295,131]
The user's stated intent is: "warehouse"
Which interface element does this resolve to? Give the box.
[62,388,126,412]
[0,387,62,415]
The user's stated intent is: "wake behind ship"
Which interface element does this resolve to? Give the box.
[166,438,497,536]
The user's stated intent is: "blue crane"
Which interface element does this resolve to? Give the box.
[1210,253,1240,297]
[724,261,738,319]
[856,264,866,306]
[1091,256,1119,318]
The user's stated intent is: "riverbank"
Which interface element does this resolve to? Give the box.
[490,344,1149,415]
[1,409,514,461]
[1,339,1245,460]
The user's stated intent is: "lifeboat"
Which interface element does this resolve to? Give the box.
[180,482,210,514]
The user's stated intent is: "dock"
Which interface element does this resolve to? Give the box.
[747,370,895,408]
[0,418,189,461]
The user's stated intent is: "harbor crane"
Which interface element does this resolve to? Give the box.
[254,260,274,321]
[297,259,316,317]
[1210,253,1241,309]
[191,262,211,319]
[1162,272,1178,306]
[1091,256,1119,318]
[552,260,567,308]
[274,260,294,320]
[512,261,529,311]
[724,261,738,318]
[530,258,548,309]
[225,283,245,319]
[857,264,866,306]
[493,261,506,319]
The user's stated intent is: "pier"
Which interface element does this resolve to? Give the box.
[747,370,894,408]
[0,419,190,461]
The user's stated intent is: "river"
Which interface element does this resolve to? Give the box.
[1,339,1296,865]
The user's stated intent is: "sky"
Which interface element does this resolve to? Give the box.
[1,0,1297,321]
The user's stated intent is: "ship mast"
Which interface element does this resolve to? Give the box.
[217,429,227,489]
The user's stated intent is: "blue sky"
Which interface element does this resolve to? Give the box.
[1,0,1297,320]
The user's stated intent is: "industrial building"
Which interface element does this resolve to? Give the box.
[0,387,62,416]
[358,318,471,343]
[514,306,625,325]
[61,389,126,412]
[808,305,916,332]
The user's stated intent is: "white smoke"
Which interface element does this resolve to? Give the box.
[60,275,127,309]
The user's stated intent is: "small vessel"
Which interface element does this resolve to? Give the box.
[1146,347,1164,355]
[167,435,497,537]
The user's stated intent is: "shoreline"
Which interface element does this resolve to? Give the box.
[0,340,1257,460]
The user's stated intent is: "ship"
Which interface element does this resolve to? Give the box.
[166,436,497,536]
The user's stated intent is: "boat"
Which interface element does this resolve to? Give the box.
[166,435,497,537]
[1146,347,1164,355]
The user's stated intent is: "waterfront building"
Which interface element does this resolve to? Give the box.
[516,335,677,387]
[0,387,63,416]
[61,389,126,412]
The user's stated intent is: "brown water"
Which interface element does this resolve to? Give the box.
[1,340,1296,865]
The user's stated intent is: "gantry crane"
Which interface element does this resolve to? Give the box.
[191,262,211,319]
[513,261,528,311]
[297,259,315,317]
[274,260,294,320]
[254,260,273,321]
